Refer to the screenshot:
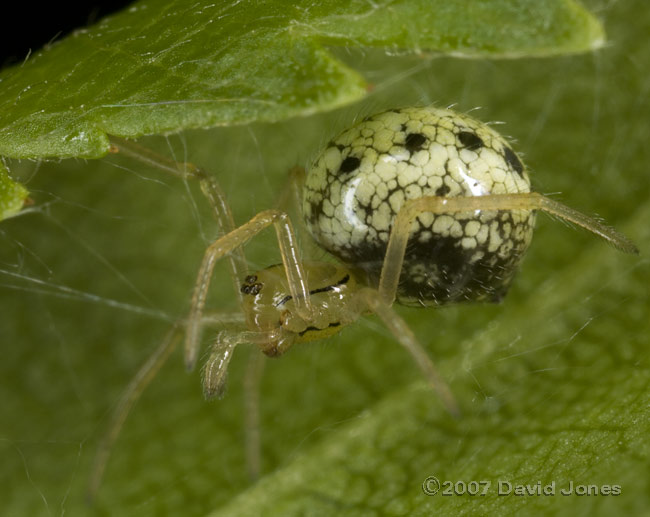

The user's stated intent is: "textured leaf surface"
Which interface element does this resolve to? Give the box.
[0,0,602,160]
[1,0,648,516]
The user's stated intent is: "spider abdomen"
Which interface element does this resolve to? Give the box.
[303,106,536,306]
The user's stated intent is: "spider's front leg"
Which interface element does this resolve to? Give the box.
[109,137,248,302]
[185,209,313,369]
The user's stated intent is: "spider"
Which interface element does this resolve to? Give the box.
[88,106,637,498]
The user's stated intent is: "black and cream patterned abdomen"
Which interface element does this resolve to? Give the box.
[303,107,536,306]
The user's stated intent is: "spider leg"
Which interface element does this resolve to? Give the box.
[274,166,306,213]
[109,139,311,483]
[108,138,311,364]
[87,311,245,502]
[358,288,460,416]
[109,137,248,307]
[378,192,638,304]
[202,328,283,480]
[185,209,312,369]
[87,324,182,502]
[243,348,266,480]
[202,329,278,399]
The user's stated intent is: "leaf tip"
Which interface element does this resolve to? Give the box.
[0,165,29,221]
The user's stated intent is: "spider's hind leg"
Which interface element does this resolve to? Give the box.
[357,288,460,416]
[378,192,638,305]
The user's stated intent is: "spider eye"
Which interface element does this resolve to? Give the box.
[241,277,263,295]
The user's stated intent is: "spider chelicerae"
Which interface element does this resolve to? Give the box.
[88,106,637,497]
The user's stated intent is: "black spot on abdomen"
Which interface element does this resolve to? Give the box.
[503,146,524,176]
[339,156,361,173]
[435,184,451,196]
[458,131,484,151]
[404,133,427,153]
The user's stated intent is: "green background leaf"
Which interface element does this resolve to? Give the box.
[0,0,601,160]
[1,0,648,516]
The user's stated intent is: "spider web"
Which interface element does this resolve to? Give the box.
[1,3,648,515]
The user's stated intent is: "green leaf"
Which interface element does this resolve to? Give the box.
[0,165,28,220]
[0,0,602,160]
[2,0,648,516]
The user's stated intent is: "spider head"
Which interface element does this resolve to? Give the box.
[240,262,358,353]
